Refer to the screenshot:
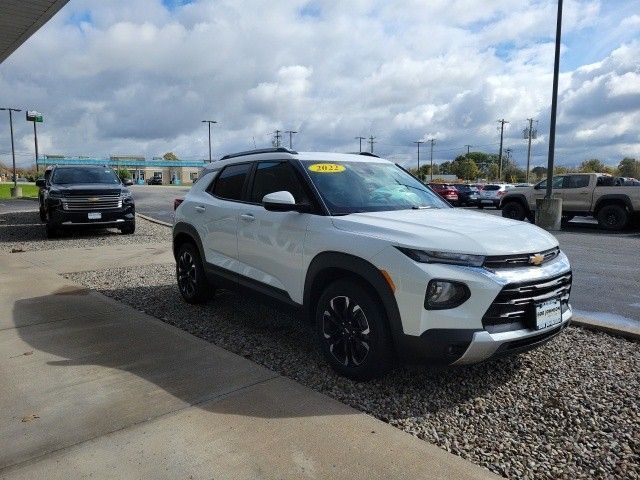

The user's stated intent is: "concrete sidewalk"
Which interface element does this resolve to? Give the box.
[0,247,499,479]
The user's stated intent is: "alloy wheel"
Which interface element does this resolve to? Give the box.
[322,295,371,367]
[177,250,197,297]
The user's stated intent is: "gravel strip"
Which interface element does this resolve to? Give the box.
[0,211,170,253]
[67,263,640,480]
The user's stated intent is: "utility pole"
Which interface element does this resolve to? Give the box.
[201,120,217,162]
[1,107,22,196]
[284,130,297,149]
[428,138,436,181]
[497,119,509,181]
[368,135,376,153]
[273,130,282,148]
[465,144,472,155]
[413,141,424,172]
[355,136,365,153]
[524,118,538,183]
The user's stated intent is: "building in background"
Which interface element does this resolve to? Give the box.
[38,155,205,185]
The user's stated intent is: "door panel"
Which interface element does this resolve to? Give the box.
[560,175,592,211]
[237,160,311,301]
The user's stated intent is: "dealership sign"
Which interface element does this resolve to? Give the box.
[26,111,43,122]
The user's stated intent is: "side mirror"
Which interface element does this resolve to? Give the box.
[263,191,308,212]
[35,178,46,188]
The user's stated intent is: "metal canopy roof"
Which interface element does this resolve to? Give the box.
[0,0,70,64]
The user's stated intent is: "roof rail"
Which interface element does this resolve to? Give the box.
[358,152,380,158]
[219,147,298,161]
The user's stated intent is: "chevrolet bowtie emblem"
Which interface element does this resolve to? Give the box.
[529,253,545,266]
[89,197,99,202]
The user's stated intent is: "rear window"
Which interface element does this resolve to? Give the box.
[211,163,251,201]
[483,185,501,191]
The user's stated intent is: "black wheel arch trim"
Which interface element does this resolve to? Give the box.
[500,193,531,212]
[173,221,205,260]
[303,251,405,355]
[593,194,633,214]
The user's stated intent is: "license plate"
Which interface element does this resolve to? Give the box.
[535,298,562,330]
[481,200,493,204]
[88,212,102,220]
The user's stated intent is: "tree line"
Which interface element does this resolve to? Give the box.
[410,152,640,183]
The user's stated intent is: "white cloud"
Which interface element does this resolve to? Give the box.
[0,0,637,170]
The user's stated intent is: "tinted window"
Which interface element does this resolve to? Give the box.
[537,176,564,189]
[51,167,120,185]
[302,160,447,214]
[564,175,590,188]
[250,161,308,203]
[483,185,501,191]
[212,163,251,201]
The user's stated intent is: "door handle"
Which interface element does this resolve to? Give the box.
[240,213,255,222]
[195,205,206,212]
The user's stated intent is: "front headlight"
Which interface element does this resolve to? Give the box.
[397,247,485,267]
[48,190,63,199]
[121,190,133,201]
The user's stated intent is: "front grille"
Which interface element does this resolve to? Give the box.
[484,247,560,269]
[62,194,122,211]
[482,272,572,333]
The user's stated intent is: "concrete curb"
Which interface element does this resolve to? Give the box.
[571,316,640,341]
[136,213,172,228]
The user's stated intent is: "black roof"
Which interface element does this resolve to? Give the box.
[219,147,298,161]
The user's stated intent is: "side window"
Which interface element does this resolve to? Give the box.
[249,161,309,204]
[538,176,564,190]
[563,175,589,188]
[210,163,251,201]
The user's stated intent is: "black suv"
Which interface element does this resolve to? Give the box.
[36,165,136,238]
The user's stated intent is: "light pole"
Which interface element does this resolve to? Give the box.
[285,130,298,149]
[202,120,217,162]
[26,111,43,173]
[524,118,537,183]
[355,136,365,153]
[1,107,22,196]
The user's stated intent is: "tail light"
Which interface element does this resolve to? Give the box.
[497,190,506,196]
[174,198,184,210]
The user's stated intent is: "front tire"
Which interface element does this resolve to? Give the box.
[176,243,214,304]
[502,201,526,221]
[597,205,629,231]
[120,221,135,235]
[315,279,394,380]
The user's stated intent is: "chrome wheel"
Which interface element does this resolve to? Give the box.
[322,295,371,367]
[177,250,197,298]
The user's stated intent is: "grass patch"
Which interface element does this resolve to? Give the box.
[0,183,39,199]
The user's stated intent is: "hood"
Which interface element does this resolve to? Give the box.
[53,184,123,196]
[331,208,558,256]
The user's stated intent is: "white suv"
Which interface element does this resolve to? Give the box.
[173,148,572,380]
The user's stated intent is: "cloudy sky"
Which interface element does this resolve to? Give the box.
[1,0,639,169]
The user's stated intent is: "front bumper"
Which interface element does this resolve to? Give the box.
[47,203,135,228]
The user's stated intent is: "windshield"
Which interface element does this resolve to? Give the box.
[52,167,121,185]
[302,160,448,214]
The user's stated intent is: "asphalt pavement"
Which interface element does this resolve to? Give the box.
[130,184,189,224]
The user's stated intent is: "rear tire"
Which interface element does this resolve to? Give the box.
[315,279,394,381]
[176,243,214,304]
[597,205,629,231]
[502,201,526,221]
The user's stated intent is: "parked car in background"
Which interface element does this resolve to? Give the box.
[478,184,512,208]
[500,173,640,230]
[147,176,163,185]
[36,165,136,238]
[173,148,572,380]
[455,184,480,206]
[428,183,459,205]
